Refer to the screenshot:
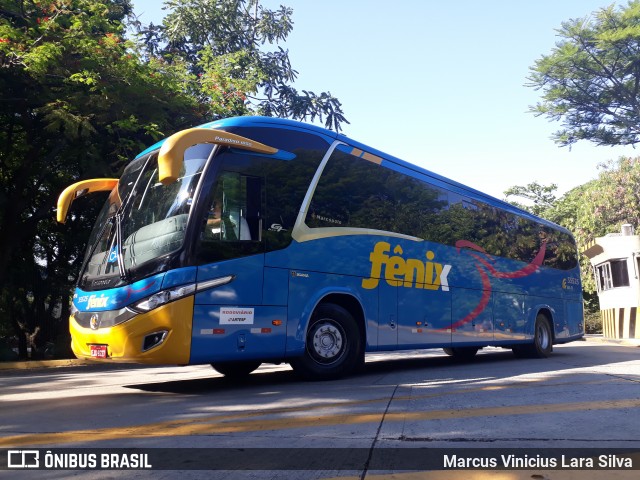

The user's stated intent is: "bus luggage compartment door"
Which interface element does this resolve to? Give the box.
[451,286,494,345]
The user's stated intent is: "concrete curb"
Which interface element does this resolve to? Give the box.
[0,358,96,371]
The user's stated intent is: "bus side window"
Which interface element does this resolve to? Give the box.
[203,171,262,242]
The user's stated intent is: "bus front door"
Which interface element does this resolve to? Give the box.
[190,172,286,364]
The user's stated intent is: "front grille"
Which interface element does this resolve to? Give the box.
[73,307,137,329]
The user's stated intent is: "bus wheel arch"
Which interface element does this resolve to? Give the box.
[291,295,365,380]
[321,293,367,353]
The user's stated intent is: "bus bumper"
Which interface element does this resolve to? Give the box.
[69,296,193,365]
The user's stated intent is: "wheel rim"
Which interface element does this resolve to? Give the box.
[537,322,550,350]
[308,319,347,365]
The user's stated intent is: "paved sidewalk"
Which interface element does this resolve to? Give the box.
[582,334,640,347]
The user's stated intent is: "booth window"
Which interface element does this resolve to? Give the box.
[595,259,630,292]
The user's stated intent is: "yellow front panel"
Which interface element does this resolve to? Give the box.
[70,296,194,365]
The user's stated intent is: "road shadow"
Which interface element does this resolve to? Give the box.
[122,344,589,395]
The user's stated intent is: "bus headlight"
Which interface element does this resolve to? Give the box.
[129,275,234,313]
[131,284,196,313]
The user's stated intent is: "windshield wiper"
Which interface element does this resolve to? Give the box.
[80,216,115,284]
[114,212,129,281]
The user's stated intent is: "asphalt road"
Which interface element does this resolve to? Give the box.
[0,338,639,479]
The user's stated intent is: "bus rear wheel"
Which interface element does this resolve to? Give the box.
[291,303,362,380]
[211,361,261,378]
[512,314,553,359]
[443,347,479,361]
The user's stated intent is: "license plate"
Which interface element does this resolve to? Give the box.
[90,344,108,358]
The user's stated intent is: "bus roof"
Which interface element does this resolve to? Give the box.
[136,116,568,235]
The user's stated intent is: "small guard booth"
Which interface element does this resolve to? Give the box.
[583,224,640,339]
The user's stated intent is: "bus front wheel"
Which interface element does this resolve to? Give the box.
[211,361,261,378]
[291,303,363,380]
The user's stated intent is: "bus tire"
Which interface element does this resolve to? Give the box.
[512,314,553,359]
[291,303,362,380]
[211,361,261,378]
[443,347,479,361]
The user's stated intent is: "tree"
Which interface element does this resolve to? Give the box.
[138,0,348,131]
[528,1,640,147]
[504,181,558,216]
[564,156,640,292]
[0,0,201,358]
[543,158,640,334]
[0,0,348,359]
[510,158,640,333]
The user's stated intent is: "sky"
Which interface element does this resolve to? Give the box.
[131,0,638,200]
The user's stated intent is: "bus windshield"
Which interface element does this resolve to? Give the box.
[79,144,213,290]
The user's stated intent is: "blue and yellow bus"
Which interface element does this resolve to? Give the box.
[57,116,584,379]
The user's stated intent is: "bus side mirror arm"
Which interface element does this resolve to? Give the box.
[157,128,278,185]
[57,178,118,224]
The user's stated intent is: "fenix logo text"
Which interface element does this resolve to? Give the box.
[362,241,451,291]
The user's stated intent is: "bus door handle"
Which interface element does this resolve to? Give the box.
[389,315,396,330]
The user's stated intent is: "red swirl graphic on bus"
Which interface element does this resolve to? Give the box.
[451,239,547,330]
[123,279,158,303]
